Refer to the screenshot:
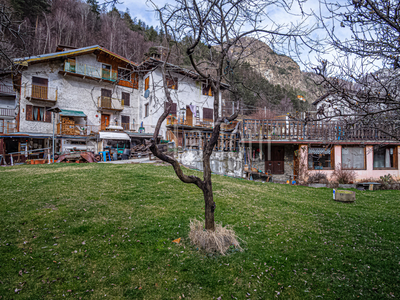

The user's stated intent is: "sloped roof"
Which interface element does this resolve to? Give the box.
[14,45,137,67]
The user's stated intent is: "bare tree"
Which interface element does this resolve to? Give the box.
[310,0,400,140]
[148,0,316,231]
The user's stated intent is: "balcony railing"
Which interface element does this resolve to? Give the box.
[25,84,58,102]
[97,96,124,111]
[0,84,15,95]
[0,108,15,117]
[121,123,132,130]
[242,119,398,142]
[0,120,18,133]
[57,123,100,136]
[183,131,240,152]
[166,115,213,127]
[64,62,118,82]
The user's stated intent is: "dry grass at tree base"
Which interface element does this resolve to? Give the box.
[189,219,243,255]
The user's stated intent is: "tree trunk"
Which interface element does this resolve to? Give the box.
[203,151,215,231]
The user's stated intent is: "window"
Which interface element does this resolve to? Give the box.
[373,146,397,169]
[342,147,365,169]
[32,77,48,100]
[102,64,111,80]
[166,76,178,90]
[144,77,150,91]
[202,83,213,96]
[308,146,333,170]
[145,103,149,117]
[118,68,131,81]
[164,102,177,115]
[121,115,130,130]
[25,104,51,123]
[203,107,213,121]
[122,92,130,106]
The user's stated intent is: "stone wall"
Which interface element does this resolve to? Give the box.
[178,149,244,178]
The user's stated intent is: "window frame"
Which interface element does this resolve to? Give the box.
[26,104,51,123]
[144,103,149,118]
[202,83,214,96]
[122,92,130,107]
[373,145,398,170]
[307,145,334,170]
[144,77,150,91]
[341,146,366,170]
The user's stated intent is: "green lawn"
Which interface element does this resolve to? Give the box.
[0,163,399,299]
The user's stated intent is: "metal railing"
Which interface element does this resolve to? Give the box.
[242,119,398,142]
[97,96,124,110]
[64,62,118,82]
[24,84,58,102]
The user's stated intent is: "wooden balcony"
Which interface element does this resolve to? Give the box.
[97,96,124,111]
[61,61,118,82]
[0,120,18,134]
[242,119,398,142]
[0,108,15,118]
[166,116,213,128]
[25,84,58,103]
[0,84,15,96]
[57,123,99,136]
[183,131,240,152]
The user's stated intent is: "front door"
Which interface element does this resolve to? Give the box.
[186,106,193,126]
[101,114,110,130]
[265,146,284,174]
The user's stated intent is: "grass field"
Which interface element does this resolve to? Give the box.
[0,163,399,299]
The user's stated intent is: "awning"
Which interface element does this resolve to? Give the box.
[99,131,130,140]
[59,110,87,118]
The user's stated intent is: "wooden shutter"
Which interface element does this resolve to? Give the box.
[26,104,33,121]
[122,92,130,106]
[132,73,139,89]
[203,108,213,120]
[145,77,149,91]
[45,108,52,123]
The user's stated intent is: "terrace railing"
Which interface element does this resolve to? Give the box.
[183,131,240,152]
[0,120,18,133]
[64,62,117,82]
[242,119,397,142]
[24,84,58,102]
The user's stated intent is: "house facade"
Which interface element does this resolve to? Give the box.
[242,119,400,183]
[0,46,218,164]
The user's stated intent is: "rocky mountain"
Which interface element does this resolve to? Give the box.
[228,37,323,104]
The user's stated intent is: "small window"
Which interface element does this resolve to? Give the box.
[164,102,177,115]
[203,107,213,121]
[145,103,149,117]
[144,77,150,91]
[202,83,213,96]
[308,146,333,170]
[132,73,139,89]
[373,146,397,169]
[342,147,365,169]
[166,76,178,90]
[118,68,131,81]
[121,115,130,130]
[26,105,51,123]
[122,92,130,106]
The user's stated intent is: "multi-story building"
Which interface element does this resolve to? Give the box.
[0,45,219,164]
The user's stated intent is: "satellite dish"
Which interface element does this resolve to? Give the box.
[144,90,150,98]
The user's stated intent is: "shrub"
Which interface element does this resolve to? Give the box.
[330,164,356,184]
[307,172,328,184]
[378,174,400,190]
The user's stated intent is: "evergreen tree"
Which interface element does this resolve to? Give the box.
[10,0,50,21]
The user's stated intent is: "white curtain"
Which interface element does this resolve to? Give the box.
[342,147,365,169]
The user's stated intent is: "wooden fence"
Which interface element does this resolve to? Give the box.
[183,131,240,152]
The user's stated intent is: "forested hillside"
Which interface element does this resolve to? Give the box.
[1,0,321,114]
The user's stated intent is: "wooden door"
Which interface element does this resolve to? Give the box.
[101,114,110,130]
[265,146,285,174]
[186,106,193,126]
